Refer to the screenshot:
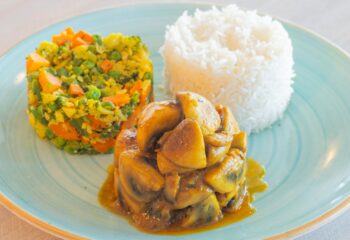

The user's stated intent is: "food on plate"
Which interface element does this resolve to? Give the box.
[100,91,267,232]
[161,5,294,134]
[26,28,153,154]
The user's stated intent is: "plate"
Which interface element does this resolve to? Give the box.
[0,3,349,240]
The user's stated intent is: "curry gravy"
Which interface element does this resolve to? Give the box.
[99,158,267,234]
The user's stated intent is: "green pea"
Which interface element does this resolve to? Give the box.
[46,128,55,140]
[58,45,69,54]
[130,92,140,105]
[82,60,95,69]
[109,70,120,80]
[86,85,101,100]
[81,142,91,149]
[73,66,83,75]
[101,101,115,110]
[52,137,66,149]
[144,72,152,80]
[110,51,122,61]
[64,141,81,154]
[93,34,102,45]
[57,68,68,77]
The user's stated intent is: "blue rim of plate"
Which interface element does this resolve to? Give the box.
[0,1,349,239]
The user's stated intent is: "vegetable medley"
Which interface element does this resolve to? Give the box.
[26,28,153,154]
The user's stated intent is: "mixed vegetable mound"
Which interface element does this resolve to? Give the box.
[26,28,153,154]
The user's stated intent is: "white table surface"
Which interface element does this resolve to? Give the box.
[0,0,349,239]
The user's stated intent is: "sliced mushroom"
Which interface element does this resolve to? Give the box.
[159,119,207,169]
[180,194,222,227]
[148,198,174,224]
[136,101,182,153]
[119,150,164,202]
[206,144,230,166]
[174,174,212,209]
[204,105,239,147]
[176,92,220,135]
[216,187,239,208]
[204,153,245,193]
[157,152,192,174]
[227,148,247,184]
[224,182,247,213]
[216,104,240,135]
[164,173,181,202]
[204,133,233,147]
[231,131,247,154]
[114,129,137,168]
[118,183,146,214]
[227,147,246,159]
[205,105,239,166]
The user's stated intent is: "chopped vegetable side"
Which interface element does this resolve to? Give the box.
[26,28,153,154]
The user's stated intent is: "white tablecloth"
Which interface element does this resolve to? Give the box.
[0,0,349,239]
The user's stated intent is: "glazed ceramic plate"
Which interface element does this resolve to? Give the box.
[0,3,349,240]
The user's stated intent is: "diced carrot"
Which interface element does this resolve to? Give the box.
[26,53,50,73]
[100,59,114,72]
[76,31,93,43]
[38,70,62,93]
[52,27,75,46]
[102,93,130,106]
[81,136,90,144]
[65,27,74,35]
[87,115,106,130]
[129,80,151,103]
[68,84,84,96]
[71,37,87,48]
[71,30,93,48]
[30,101,38,107]
[92,138,115,153]
[49,121,80,140]
[129,80,142,96]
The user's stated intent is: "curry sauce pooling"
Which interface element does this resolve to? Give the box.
[99,158,267,234]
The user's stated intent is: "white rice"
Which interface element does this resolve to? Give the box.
[160,5,294,134]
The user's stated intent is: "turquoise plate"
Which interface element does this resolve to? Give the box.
[0,3,349,240]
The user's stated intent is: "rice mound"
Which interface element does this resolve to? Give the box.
[161,5,294,134]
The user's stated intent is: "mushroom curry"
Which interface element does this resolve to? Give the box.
[99,91,267,232]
